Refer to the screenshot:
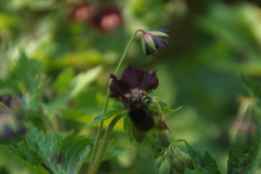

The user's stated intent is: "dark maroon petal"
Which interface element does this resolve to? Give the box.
[145,42,155,56]
[0,96,12,108]
[120,65,146,89]
[151,36,168,49]
[1,124,15,139]
[109,74,130,98]
[156,29,169,34]
[141,70,159,91]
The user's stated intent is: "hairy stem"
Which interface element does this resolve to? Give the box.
[155,101,163,121]
[88,29,144,174]
[89,114,125,174]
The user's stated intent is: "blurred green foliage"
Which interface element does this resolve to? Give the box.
[1,0,261,173]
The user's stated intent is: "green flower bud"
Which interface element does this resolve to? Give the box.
[158,120,171,148]
[181,154,194,170]
[159,159,170,174]
[167,151,174,159]
[232,122,258,147]
[155,155,164,168]
[140,29,169,56]
[173,155,185,174]
[167,157,174,174]
[154,150,164,159]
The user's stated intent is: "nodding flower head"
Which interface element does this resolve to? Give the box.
[109,65,159,135]
[141,29,169,56]
[109,65,159,102]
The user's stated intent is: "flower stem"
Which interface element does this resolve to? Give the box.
[89,113,125,174]
[88,29,144,174]
[155,101,163,121]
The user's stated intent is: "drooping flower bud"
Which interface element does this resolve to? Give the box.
[159,159,170,174]
[141,29,169,56]
[181,153,194,170]
[172,155,185,174]
[158,120,171,148]
[232,122,258,147]
[155,155,164,168]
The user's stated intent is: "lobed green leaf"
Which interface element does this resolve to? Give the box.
[185,141,221,174]
[227,138,261,174]
[86,102,126,127]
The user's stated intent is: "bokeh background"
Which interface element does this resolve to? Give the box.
[1,0,261,173]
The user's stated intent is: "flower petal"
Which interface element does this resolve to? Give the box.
[120,65,158,91]
[141,70,159,91]
[145,42,155,56]
[109,74,130,99]
[0,96,12,108]
[120,65,146,89]
[156,29,169,34]
[144,34,156,51]
[151,36,168,49]
[147,29,169,37]
[141,36,147,55]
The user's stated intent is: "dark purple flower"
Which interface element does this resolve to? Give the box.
[141,29,169,56]
[109,65,159,134]
[0,96,12,108]
[109,65,158,101]
[0,108,26,140]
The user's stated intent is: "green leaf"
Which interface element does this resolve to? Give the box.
[25,123,58,173]
[185,142,221,174]
[13,52,44,90]
[185,141,221,174]
[227,138,261,174]
[25,123,91,174]
[149,101,182,115]
[69,65,103,97]
[123,115,134,143]
[52,68,75,94]
[240,72,261,104]
[185,141,203,174]
[202,151,221,174]
[87,102,126,127]
[58,135,91,174]
[102,140,131,161]
[0,144,50,174]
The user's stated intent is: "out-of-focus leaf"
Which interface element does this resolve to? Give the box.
[227,138,261,174]
[0,144,50,174]
[123,115,134,143]
[8,0,55,11]
[86,102,126,127]
[240,72,261,103]
[52,68,75,94]
[102,140,131,161]
[70,65,103,97]
[149,100,182,115]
